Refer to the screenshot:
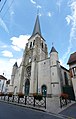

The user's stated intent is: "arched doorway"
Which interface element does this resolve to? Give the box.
[41,85,47,96]
[25,79,30,95]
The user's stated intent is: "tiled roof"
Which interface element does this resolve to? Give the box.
[0,75,7,80]
[67,52,76,64]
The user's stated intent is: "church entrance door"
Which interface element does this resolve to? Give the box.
[25,79,30,95]
[41,85,47,96]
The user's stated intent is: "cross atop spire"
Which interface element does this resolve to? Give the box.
[32,14,41,36]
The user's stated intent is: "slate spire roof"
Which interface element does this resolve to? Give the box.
[50,46,58,53]
[32,15,41,36]
[13,62,18,67]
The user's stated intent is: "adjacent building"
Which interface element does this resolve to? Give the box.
[0,75,7,93]
[67,52,76,99]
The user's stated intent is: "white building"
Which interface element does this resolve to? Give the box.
[8,15,71,97]
[0,75,7,93]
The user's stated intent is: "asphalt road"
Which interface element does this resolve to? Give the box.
[60,103,76,119]
[0,102,66,119]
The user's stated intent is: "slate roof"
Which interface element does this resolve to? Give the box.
[13,62,18,67]
[67,52,76,64]
[50,46,58,53]
[0,75,7,80]
[32,15,41,36]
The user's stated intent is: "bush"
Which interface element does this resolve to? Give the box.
[0,92,4,96]
[33,93,42,101]
[60,93,68,99]
[18,92,24,98]
[8,92,13,97]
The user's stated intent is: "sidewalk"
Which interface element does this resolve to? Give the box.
[0,97,76,118]
[46,97,75,114]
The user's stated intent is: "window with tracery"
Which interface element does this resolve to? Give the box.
[26,66,31,77]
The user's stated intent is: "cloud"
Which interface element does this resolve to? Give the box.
[59,59,69,69]
[30,0,42,9]
[65,15,72,25]
[47,12,52,17]
[56,0,63,12]
[0,17,9,33]
[37,5,42,9]
[30,0,36,4]
[7,0,15,30]
[0,59,12,79]
[39,13,42,17]
[10,35,30,51]
[2,50,13,57]
[9,58,22,66]
[62,0,76,62]
[0,58,21,79]
[0,41,8,49]
[11,45,21,51]
[0,57,22,79]
[2,45,8,48]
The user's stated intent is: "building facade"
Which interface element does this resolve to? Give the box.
[67,52,76,99]
[8,15,71,97]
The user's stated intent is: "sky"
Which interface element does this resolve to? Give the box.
[0,0,76,79]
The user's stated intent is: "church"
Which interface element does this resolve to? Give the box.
[8,15,71,97]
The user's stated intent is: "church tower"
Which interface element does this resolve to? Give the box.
[19,15,48,94]
[50,46,61,95]
[11,62,18,86]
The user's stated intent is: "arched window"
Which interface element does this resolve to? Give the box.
[25,79,30,95]
[41,85,47,96]
[26,66,31,77]
[30,42,32,48]
[42,42,43,49]
[33,40,35,46]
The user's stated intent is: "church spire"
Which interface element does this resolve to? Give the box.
[32,14,41,36]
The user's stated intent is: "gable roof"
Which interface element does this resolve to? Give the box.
[67,52,76,64]
[0,75,7,80]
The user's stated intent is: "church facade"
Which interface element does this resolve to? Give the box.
[8,15,71,97]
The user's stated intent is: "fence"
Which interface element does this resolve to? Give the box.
[59,93,71,108]
[0,94,46,109]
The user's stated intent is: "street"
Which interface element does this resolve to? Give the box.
[0,102,65,119]
[60,103,76,119]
